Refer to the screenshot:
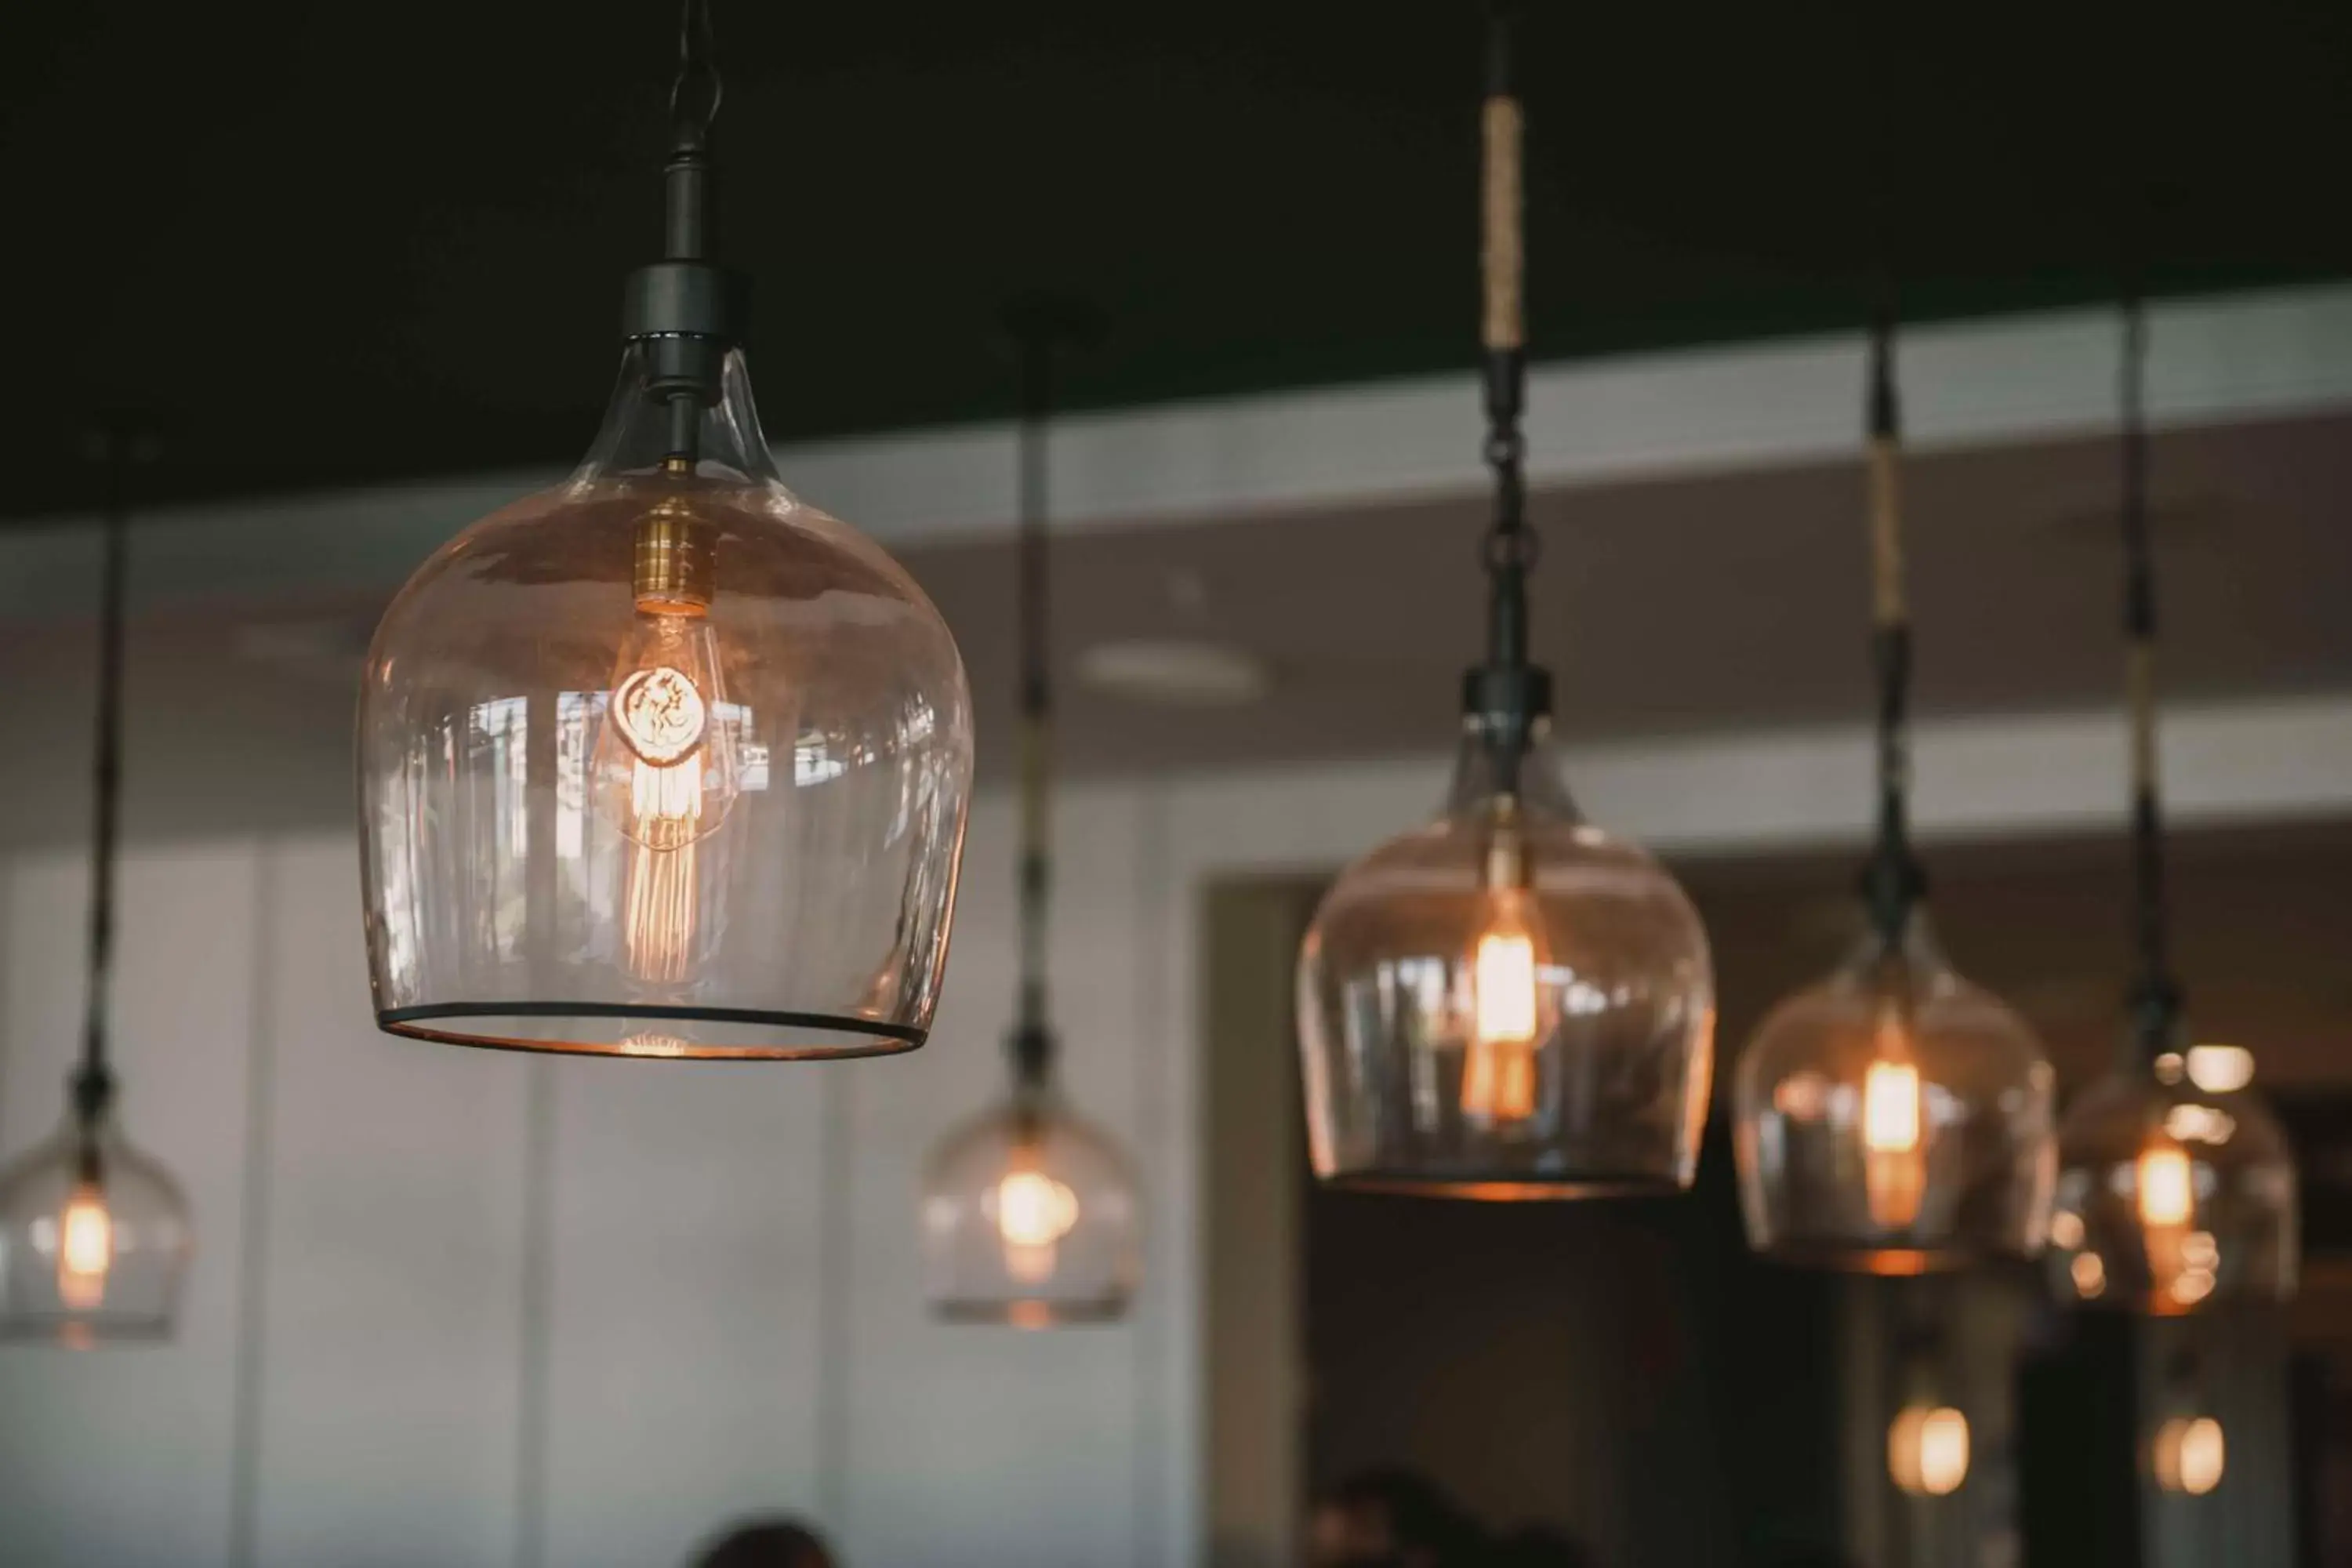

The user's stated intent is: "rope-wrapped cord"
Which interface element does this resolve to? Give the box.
[1482,94,1524,355]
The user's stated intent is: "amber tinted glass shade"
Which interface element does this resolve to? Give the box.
[1734,911,2056,1272]
[1296,716,1714,1198]
[922,1088,1140,1327]
[2049,1058,2296,1313]
[0,1109,192,1345]
[360,346,972,1058]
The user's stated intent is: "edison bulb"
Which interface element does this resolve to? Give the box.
[1862,1048,1929,1232]
[56,1181,113,1311]
[1463,880,1548,1127]
[994,1161,1082,1285]
[1888,1403,1969,1497]
[590,497,744,984]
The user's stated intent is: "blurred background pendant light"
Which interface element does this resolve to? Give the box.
[0,430,193,1345]
[1732,307,2056,1271]
[1884,1290,1971,1499]
[358,0,971,1059]
[2047,292,2296,1312]
[921,303,1141,1327]
[1292,9,1714,1199]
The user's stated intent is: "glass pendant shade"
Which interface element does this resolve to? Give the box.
[0,1105,191,1345]
[360,344,972,1058]
[1734,911,2056,1272]
[2048,1055,2296,1313]
[922,1085,1140,1327]
[1296,714,1715,1197]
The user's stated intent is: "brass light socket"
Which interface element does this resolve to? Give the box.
[633,497,716,615]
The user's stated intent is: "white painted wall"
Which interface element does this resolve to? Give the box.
[1,695,2347,1568]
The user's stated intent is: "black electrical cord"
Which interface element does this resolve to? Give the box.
[1009,323,1057,1092]
[2118,291,2183,1062]
[71,432,137,1152]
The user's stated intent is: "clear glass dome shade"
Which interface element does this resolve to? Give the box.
[1295,716,1715,1197]
[2049,1058,2296,1313]
[0,1108,192,1345]
[1733,911,2056,1271]
[923,1087,1141,1327]
[361,345,973,1058]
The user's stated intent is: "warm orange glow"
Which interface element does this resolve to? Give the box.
[2154,1416,2225,1495]
[1862,1054,1926,1230]
[996,1165,1080,1286]
[1889,1404,1969,1497]
[57,1183,112,1311]
[2136,1141,2212,1310]
[2139,1145,2194,1227]
[1462,888,1543,1125]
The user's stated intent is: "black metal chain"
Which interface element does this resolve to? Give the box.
[1859,300,1926,945]
[71,431,140,1130]
[2118,290,2182,1061]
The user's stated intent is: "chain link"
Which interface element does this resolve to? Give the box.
[669,0,721,147]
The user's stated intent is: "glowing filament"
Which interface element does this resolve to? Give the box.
[1462,890,1543,1126]
[2136,1142,2211,1311]
[1862,1057,1927,1230]
[2139,1145,2194,1226]
[1889,1404,1970,1497]
[623,837,698,983]
[996,1168,1080,1286]
[615,660,709,982]
[57,1183,112,1311]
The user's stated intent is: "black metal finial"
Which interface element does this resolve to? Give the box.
[624,0,746,461]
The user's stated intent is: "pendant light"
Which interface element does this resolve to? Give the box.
[1885,1290,1970,1498]
[2047,293,2296,1313]
[1293,11,1714,1199]
[358,0,972,1058]
[0,430,193,1345]
[921,303,1140,1327]
[1732,307,2056,1271]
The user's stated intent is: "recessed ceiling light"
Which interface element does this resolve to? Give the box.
[1077,639,1269,706]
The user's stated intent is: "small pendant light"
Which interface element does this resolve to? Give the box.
[358,0,972,1058]
[1885,1290,1971,1499]
[2047,293,2297,1314]
[0,430,193,1345]
[921,302,1141,1327]
[1732,306,2056,1271]
[1293,11,1715,1199]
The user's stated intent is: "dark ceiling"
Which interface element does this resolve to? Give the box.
[8,2,2350,518]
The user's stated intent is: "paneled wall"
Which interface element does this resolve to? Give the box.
[0,786,1187,1568]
